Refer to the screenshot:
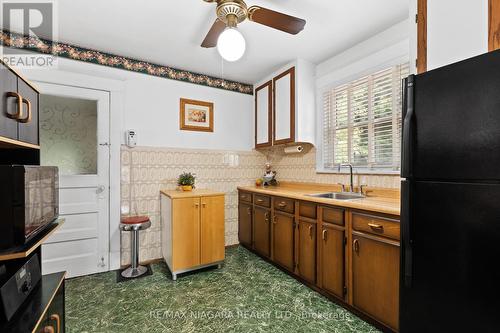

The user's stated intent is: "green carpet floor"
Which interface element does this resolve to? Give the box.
[66,246,379,332]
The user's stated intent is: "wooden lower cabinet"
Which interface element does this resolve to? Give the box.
[253,206,271,257]
[318,223,345,300]
[161,190,225,279]
[238,203,253,247]
[272,211,295,271]
[201,196,225,265]
[351,232,400,331]
[237,190,400,332]
[297,219,316,283]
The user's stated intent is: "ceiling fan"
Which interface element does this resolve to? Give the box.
[201,0,306,61]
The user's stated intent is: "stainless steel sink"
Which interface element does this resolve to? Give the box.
[305,192,365,200]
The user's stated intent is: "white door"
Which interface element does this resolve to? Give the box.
[37,82,110,278]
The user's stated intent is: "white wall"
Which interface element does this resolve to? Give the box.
[409,0,488,71]
[316,19,409,88]
[20,55,255,151]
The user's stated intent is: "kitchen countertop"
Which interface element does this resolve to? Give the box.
[237,184,400,216]
[161,188,225,199]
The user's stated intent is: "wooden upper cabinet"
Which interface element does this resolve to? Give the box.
[253,206,271,257]
[254,60,315,148]
[351,232,400,331]
[273,67,295,145]
[238,202,253,247]
[200,195,225,265]
[272,211,295,271]
[255,80,272,148]
[319,223,345,300]
[297,219,316,283]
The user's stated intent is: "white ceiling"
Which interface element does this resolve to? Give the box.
[35,0,408,84]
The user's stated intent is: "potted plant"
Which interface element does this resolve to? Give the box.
[178,172,196,191]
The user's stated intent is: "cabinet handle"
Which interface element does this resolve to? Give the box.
[322,229,327,241]
[368,223,383,231]
[241,195,247,199]
[273,216,277,224]
[202,203,206,208]
[247,207,251,215]
[256,198,264,203]
[5,92,23,119]
[43,326,55,333]
[265,213,269,223]
[308,225,313,238]
[194,203,199,208]
[278,201,287,208]
[353,239,359,253]
[18,97,32,123]
[50,314,60,333]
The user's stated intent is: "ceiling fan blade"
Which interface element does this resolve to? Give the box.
[201,19,226,48]
[248,6,306,35]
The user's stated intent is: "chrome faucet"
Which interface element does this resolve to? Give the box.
[338,163,354,193]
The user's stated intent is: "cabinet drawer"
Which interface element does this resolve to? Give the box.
[322,207,344,226]
[352,212,400,241]
[299,201,317,219]
[254,194,271,208]
[274,197,294,214]
[239,191,252,203]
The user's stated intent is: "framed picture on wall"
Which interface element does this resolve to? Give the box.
[179,98,214,132]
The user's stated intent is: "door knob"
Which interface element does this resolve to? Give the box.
[96,185,106,194]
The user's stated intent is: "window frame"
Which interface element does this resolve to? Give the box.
[316,56,409,175]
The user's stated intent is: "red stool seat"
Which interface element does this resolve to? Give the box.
[121,216,150,224]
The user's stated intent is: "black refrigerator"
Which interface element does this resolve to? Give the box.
[400,50,500,333]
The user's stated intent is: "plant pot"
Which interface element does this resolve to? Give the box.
[181,185,193,191]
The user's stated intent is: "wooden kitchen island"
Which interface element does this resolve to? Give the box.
[160,189,225,280]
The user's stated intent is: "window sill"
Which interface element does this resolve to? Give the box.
[316,168,401,176]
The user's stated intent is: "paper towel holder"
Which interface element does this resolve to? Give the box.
[284,145,304,154]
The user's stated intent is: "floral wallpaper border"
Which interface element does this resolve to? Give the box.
[0,30,254,95]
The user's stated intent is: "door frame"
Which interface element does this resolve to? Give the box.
[21,68,124,271]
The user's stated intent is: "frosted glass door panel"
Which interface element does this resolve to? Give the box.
[256,82,271,146]
[274,68,294,143]
[40,95,98,175]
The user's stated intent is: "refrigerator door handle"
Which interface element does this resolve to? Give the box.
[401,75,415,178]
[401,180,413,287]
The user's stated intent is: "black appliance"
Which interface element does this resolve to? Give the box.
[0,254,41,321]
[0,166,59,250]
[400,50,500,332]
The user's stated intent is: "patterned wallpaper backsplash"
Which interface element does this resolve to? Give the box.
[120,144,400,266]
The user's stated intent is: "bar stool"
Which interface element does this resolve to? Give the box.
[120,216,151,278]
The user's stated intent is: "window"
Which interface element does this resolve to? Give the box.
[322,63,409,172]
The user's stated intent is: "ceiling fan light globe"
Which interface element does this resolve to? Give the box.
[217,28,246,62]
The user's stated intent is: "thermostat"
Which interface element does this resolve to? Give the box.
[126,130,137,147]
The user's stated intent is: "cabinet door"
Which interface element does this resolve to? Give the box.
[319,223,345,299]
[297,220,316,283]
[272,211,294,271]
[172,198,201,271]
[273,67,295,145]
[253,206,270,257]
[17,78,39,145]
[255,81,272,148]
[201,195,225,265]
[238,203,253,247]
[0,63,19,140]
[352,233,400,331]
[46,280,65,333]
